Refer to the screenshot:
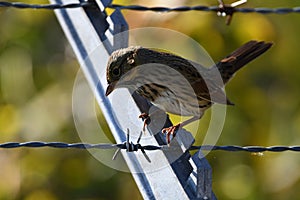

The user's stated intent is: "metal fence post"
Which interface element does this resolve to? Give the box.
[50,0,216,199]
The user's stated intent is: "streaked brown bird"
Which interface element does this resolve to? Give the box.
[105,40,272,143]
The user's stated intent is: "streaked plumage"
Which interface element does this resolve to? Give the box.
[105,41,272,142]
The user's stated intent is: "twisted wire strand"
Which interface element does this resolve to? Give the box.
[109,4,300,14]
[189,145,300,152]
[1,141,300,152]
[0,1,300,15]
[0,1,92,9]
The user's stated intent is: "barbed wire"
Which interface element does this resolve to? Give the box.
[1,130,298,163]
[1,141,299,152]
[0,1,300,14]
[109,4,300,14]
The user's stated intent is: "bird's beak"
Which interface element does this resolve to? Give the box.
[105,81,117,96]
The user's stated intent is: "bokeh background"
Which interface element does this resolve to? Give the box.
[0,0,300,199]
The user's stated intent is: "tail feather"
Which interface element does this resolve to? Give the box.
[217,40,273,83]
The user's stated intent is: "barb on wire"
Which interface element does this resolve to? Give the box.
[112,129,152,162]
[217,0,247,25]
[0,1,93,9]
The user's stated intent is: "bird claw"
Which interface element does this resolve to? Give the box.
[162,124,181,144]
[139,113,151,132]
[139,113,182,144]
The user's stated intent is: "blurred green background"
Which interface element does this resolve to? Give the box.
[1,0,300,199]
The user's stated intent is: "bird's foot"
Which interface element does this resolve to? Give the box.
[139,113,151,132]
[162,124,181,144]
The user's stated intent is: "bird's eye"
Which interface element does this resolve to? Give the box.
[112,67,121,77]
[127,58,135,65]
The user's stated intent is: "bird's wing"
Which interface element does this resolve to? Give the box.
[190,76,234,105]
[185,60,234,105]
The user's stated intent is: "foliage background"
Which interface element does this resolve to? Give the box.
[0,0,300,199]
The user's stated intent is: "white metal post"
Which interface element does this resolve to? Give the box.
[50,0,216,199]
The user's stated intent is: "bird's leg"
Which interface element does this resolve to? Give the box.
[139,113,151,132]
[139,108,163,133]
[162,116,200,144]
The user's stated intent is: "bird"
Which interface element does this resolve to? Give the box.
[105,40,273,143]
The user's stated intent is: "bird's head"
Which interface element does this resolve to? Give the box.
[105,46,142,96]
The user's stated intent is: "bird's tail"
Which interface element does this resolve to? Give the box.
[216,40,273,84]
